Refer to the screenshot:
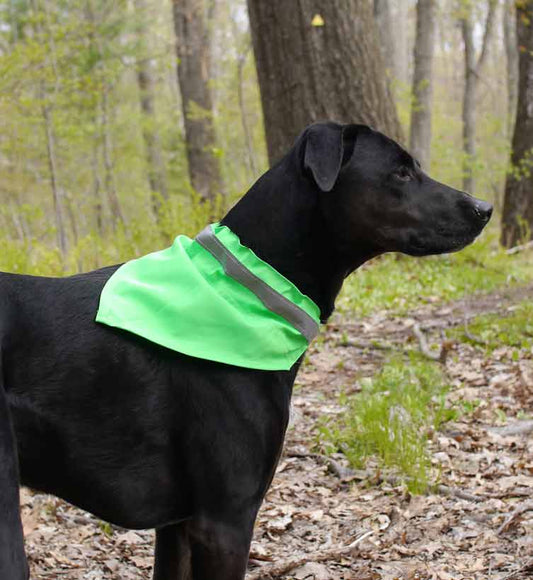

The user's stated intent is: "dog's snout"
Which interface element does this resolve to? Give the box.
[474,200,493,223]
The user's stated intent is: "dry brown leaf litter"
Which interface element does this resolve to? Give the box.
[21,286,533,579]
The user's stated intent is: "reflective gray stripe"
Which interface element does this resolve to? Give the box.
[195,226,319,343]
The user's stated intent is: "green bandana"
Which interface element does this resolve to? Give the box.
[96,223,321,370]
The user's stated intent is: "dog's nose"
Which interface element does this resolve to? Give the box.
[474,200,493,222]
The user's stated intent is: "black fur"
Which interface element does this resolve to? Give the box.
[0,122,492,579]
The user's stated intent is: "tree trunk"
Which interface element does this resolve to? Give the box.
[394,0,409,86]
[91,135,104,236]
[247,0,403,166]
[172,0,222,202]
[84,0,104,235]
[101,84,125,228]
[236,47,258,178]
[42,103,67,256]
[32,0,68,256]
[410,0,436,171]
[134,0,168,216]
[374,0,409,85]
[503,0,519,138]
[461,13,477,194]
[374,0,395,75]
[501,0,533,247]
[460,0,498,194]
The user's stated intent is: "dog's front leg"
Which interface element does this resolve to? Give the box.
[186,515,253,580]
[153,517,252,580]
[153,524,192,580]
[0,381,29,580]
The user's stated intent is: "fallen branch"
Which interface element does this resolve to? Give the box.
[488,420,533,438]
[247,531,374,580]
[289,453,483,502]
[487,488,533,499]
[287,451,355,480]
[336,339,396,351]
[500,558,533,579]
[413,323,452,364]
[463,315,489,345]
[505,240,533,255]
[497,501,533,536]
[384,477,482,502]
[436,484,483,503]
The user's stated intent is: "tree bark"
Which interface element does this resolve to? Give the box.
[374,0,395,75]
[394,0,409,86]
[84,0,125,230]
[247,0,403,166]
[42,102,67,256]
[501,0,533,247]
[503,0,519,138]
[460,0,498,194]
[236,46,257,178]
[172,0,222,202]
[374,0,409,85]
[101,84,125,228]
[134,0,168,216]
[91,134,104,236]
[461,13,477,194]
[32,0,68,256]
[409,0,436,171]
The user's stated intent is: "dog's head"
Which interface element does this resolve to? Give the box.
[301,122,492,260]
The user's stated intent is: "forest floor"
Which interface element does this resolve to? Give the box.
[23,283,533,580]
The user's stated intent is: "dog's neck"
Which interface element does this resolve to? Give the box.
[221,156,377,322]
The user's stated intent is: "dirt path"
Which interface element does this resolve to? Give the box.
[23,285,533,579]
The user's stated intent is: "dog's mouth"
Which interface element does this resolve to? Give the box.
[374,212,491,257]
[404,230,480,257]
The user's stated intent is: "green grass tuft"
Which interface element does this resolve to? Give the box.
[453,300,533,353]
[318,356,456,493]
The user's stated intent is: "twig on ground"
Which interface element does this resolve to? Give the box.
[463,314,489,345]
[383,476,482,502]
[497,502,533,536]
[487,488,533,499]
[506,240,533,255]
[488,420,533,437]
[500,558,533,579]
[247,531,374,580]
[412,323,452,364]
[287,452,356,480]
[336,339,396,351]
[436,484,483,503]
[289,453,483,502]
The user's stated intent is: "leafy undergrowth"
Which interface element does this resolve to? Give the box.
[318,357,453,493]
[319,298,533,494]
[0,193,227,276]
[453,299,533,353]
[338,231,533,316]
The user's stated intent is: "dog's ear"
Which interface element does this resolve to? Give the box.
[303,123,359,192]
[303,123,344,193]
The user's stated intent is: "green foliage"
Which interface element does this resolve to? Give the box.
[453,300,533,352]
[0,193,226,275]
[338,230,533,317]
[318,357,454,493]
[98,521,113,537]
[0,0,266,260]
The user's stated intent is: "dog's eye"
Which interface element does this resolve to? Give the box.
[393,167,412,182]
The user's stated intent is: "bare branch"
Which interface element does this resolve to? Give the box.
[477,0,499,74]
[497,502,533,535]
[413,323,452,363]
[247,531,374,580]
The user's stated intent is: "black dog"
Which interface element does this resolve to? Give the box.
[0,122,492,579]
